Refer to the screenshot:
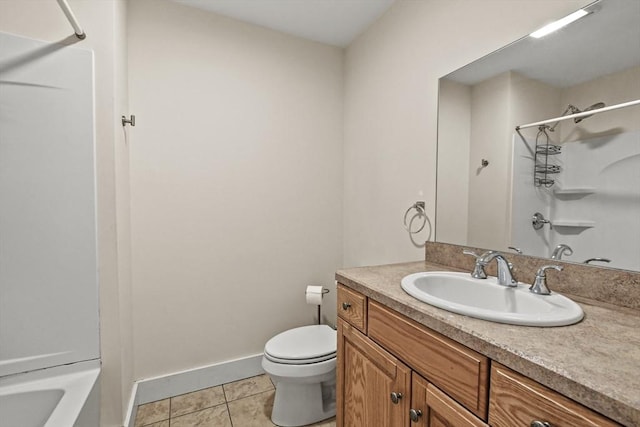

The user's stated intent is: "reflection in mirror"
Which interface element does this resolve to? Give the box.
[436,0,640,271]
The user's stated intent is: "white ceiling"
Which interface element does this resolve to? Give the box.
[172,0,396,47]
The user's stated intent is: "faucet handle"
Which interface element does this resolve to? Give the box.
[463,249,488,279]
[584,257,611,264]
[551,244,573,260]
[538,265,564,274]
[530,265,563,295]
[463,249,497,260]
[463,249,480,259]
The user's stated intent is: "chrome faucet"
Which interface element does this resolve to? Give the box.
[481,251,518,287]
[463,250,517,287]
[530,265,563,295]
[551,244,573,260]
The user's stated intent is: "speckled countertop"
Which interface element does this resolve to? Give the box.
[336,260,640,427]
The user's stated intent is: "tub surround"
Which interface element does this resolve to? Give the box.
[0,32,100,378]
[0,31,102,427]
[336,242,640,426]
[0,359,101,427]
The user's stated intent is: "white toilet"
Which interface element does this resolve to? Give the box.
[262,324,337,426]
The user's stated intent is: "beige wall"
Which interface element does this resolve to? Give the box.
[0,1,132,426]
[436,79,470,245]
[343,0,591,267]
[113,0,135,419]
[127,0,344,380]
[468,72,511,249]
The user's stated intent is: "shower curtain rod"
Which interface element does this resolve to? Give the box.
[515,99,640,131]
[56,0,86,40]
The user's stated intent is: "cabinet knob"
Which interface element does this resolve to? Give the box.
[342,302,351,310]
[409,409,422,422]
[531,421,551,427]
[390,392,403,404]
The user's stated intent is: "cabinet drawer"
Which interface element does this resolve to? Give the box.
[368,300,489,420]
[489,363,619,427]
[337,284,367,333]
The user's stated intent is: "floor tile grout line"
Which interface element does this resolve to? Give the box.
[222,382,229,405]
[169,402,231,424]
[169,401,226,420]
[227,401,234,427]
[226,387,274,404]
[222,381,234,427]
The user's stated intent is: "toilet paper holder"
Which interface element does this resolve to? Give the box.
[305,286,330,325]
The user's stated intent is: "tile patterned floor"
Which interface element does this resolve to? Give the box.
[134,374,336,427]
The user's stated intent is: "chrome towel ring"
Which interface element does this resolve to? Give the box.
[404,201,427,234]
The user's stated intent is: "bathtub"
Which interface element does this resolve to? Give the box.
[0,359,100,427]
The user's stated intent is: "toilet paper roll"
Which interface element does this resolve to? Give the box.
[305,285,325,305]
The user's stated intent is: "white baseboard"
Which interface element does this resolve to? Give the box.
[124,353,264,426]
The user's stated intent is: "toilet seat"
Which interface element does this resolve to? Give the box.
[264,351,336,365]
[264,325,336,365]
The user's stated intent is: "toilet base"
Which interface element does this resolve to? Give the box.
[271,378,336,427]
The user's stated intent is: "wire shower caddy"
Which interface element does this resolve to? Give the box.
[534,126,561,187]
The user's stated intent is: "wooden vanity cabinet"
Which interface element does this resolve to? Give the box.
[337,284,619,427]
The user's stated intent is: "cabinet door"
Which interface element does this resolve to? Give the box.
[411,373,489,427]
[337,319,411,427]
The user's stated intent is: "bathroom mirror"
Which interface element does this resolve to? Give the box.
[435,0,640,271]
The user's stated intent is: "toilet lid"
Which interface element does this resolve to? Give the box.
[264,325,336,363]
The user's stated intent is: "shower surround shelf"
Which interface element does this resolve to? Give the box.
[553,220,595,228]
[553,187,595,196]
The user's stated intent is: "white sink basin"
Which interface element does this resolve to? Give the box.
[401,272,584,327]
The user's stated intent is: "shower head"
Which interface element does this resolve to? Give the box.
[546,102,606,131]
[573,102,605,123]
